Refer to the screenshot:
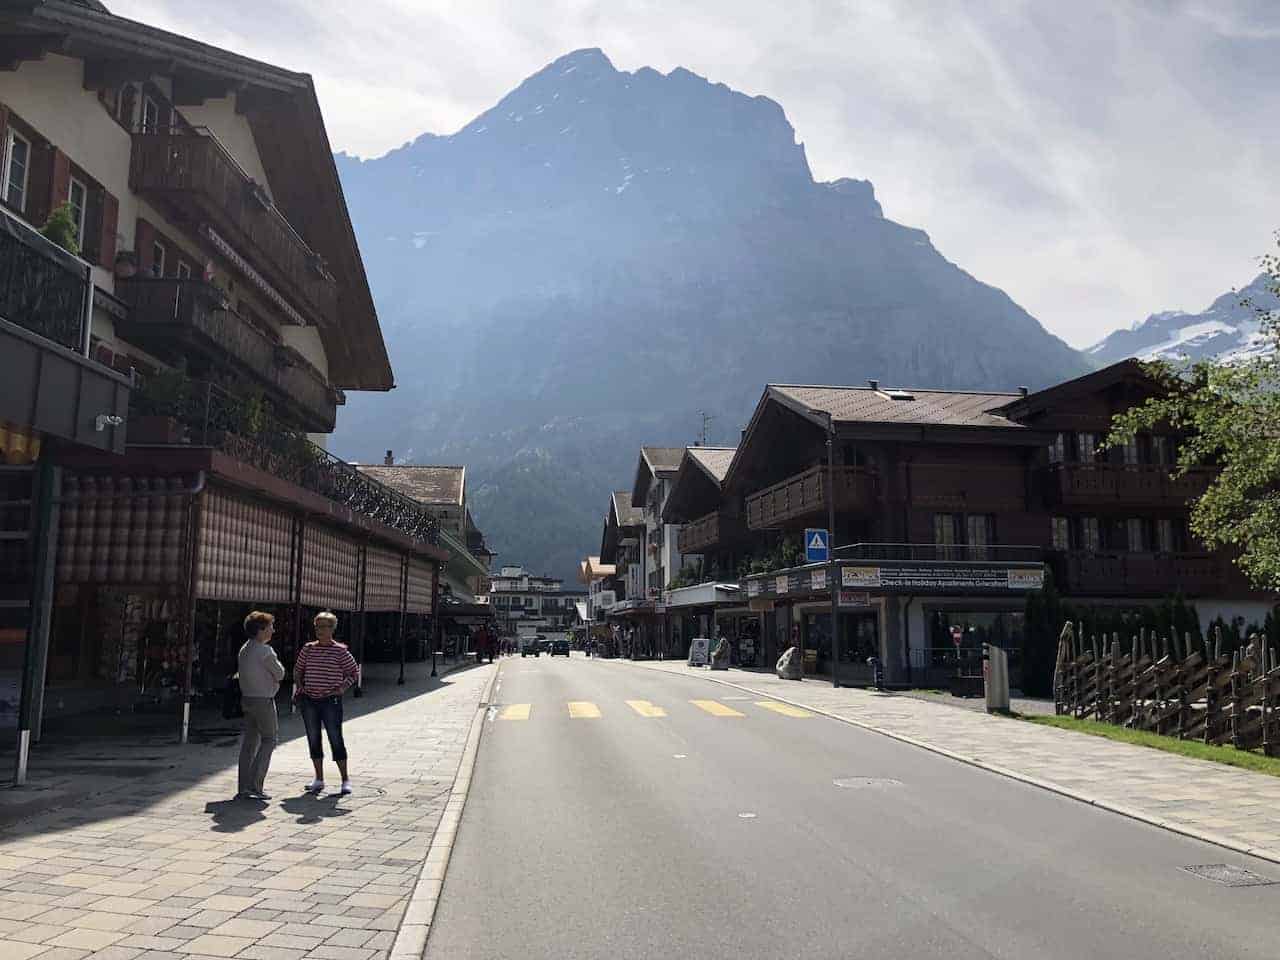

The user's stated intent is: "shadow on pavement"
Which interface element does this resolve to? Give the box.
[204,796,269,833]
[280,792,353,826]
[0,658,486,834]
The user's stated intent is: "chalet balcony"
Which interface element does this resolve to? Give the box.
[116,278,336,432]
[130,128,338,329]
[678,511,722,554]
[1047,550,1232,597]
[0,206,130,454]
[127,378,439,544]
[746,465,877,530]
[1040,462,1213,508]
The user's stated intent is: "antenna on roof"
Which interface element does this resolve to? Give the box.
[698,410,715,447]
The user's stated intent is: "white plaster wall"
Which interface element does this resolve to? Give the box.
[280,325,329,379]
[178,97,273,197]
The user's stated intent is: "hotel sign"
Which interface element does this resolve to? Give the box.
[843,564,1042,591]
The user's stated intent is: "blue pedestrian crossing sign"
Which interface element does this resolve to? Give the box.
[804,528,830,563]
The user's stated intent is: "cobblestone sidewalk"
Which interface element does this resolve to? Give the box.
[615,659,1280,865]
[0,661,494,960]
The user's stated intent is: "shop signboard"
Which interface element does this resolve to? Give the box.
[1006,568,1045,590]
[775,574,790,595]
[838,590,872,608]
[747,580,761,597]
[810,568,827,591]
[688,636,711,666]
[842,566,882,588]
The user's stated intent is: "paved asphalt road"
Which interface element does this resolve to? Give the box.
[425,654,1279,959]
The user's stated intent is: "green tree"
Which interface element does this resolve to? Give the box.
[1107,232,1280,591]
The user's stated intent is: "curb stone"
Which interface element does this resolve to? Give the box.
[611,658,1280,869]
[389,662,499,958]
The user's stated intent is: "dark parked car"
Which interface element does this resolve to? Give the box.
[550,638,570,657]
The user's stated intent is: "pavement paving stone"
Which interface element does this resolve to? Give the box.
[0,661,489,960]
[623,659,1280,860]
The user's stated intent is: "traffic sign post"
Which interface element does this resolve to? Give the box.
[804,528,829,564]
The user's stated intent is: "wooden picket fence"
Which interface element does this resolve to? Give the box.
[1053,622,1280,756]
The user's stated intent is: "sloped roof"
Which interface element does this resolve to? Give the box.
[988,358,1150,419]
[2,0,392,390]
[641,446,686,475]
[355,465,465,506]
[687,446,736,484]
[770,384,1025,431]
[611,490,643,527]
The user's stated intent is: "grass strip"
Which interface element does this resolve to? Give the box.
[1023,714,1280,779]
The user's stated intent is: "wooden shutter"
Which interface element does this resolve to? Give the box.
[135,217,155,274]
[97,190,118,268]
[25,140,52,225]
[49,147,70,211]
[82,186,104,262]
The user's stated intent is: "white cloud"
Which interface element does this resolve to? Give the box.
[110,0,1280,347]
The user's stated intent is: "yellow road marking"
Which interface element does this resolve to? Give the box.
[690,699,745,717]
[568,701,602,718]
[626,699,667,718]
[755,700,812,718]
[500,703,531,721]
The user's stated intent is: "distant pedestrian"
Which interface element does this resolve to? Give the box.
[294,611,360,796]
[237,611,285,801]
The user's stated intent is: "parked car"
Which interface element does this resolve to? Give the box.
[550,638,570,657]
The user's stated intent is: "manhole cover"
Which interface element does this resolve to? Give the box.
[833,777,903,789]
[1181,864,1276,887]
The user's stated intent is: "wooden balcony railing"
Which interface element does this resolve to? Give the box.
[130,129,338,328]
[116,278,336,432]
[678,511,721,554]
[746,465,877,530]
[1041,463,1213,507]
[1046,550,1230,597]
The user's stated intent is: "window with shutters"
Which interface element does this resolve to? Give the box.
[1122,438,1140,466]
[1076,432,1099,462]
[1048,432,1066,464]
[3,129,29,212]
[1150,435,1169,465]
[141,96,160,134]
[1156,518,1174,553]
[1126,518,1146,552]
[67,177,87,247]
[1051,517,1070,551]
[1079,517,1100,552]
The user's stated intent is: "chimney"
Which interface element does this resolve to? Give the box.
[1018,386,1029,397]
[384,449,394,466]
[867,379,879,390]
[740,428,747,442]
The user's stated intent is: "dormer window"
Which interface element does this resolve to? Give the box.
[882,388,915,401]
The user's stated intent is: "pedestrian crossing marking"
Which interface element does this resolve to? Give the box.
[500,704,531,721]
[626,699,667,718]
[690,699,745,717]
[567,701,602,718]
[755,700,812,718]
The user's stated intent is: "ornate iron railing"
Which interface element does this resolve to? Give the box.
[0,205,89,352]
[132,379,439,545]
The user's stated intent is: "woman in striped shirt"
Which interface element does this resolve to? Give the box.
[294,611,360,796]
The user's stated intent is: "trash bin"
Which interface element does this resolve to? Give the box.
[983,643,1010,713]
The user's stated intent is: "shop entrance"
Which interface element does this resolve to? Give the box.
[835,609,880,686]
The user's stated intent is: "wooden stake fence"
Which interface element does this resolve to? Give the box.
[1053,622,1280,756]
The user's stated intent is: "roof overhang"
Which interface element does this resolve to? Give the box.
[0,1,393,391]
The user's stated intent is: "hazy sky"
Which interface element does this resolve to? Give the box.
[113,0,1280,347]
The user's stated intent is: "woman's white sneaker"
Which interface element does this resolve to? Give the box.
[305,779,324,794]
[340,781,353,796]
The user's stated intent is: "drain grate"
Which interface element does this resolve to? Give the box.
[833,777,903,789]
[1181,864,1277,887]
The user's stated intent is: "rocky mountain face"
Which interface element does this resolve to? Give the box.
[330,48,1086,580]
[1088,274,1278,366]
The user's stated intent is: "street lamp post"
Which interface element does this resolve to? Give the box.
[825,413,839,688]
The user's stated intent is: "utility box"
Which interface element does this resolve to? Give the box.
[984,643,1010,714]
